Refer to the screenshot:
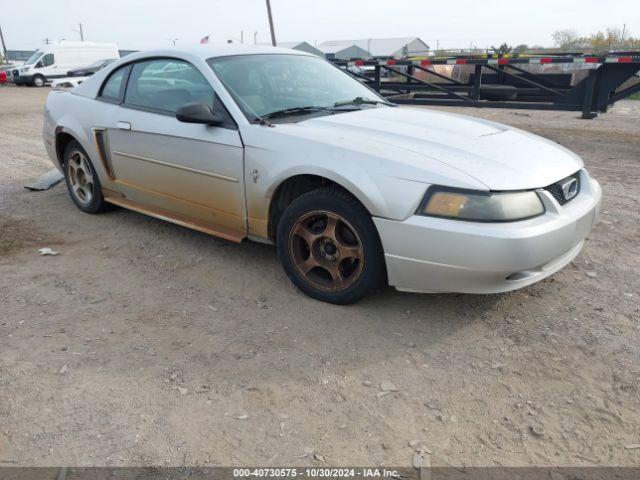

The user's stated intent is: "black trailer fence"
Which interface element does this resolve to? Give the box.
[333,54,640,118]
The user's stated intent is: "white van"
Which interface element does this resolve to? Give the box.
[13,41,119,87]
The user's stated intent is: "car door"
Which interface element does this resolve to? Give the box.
[35,53,58,80]
[103,58,246,241]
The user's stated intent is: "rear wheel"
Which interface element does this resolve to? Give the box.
[32,75,45,87]
[63,140,111,213]
[276,187,385,304]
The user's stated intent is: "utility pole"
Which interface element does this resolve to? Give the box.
[265,0,276,46]
[241,30,244,44]
[0,25,8,64]
[72,23,84,41]
[253,31,258,45]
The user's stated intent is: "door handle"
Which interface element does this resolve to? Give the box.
[117,121,131,130]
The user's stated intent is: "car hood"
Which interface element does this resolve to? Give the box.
[300,106,583,190]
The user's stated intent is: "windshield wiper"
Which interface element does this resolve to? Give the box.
[261,106,329,120]
[258,100,393,123]
[333,96,394,107]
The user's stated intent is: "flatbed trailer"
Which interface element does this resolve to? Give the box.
[333,53,640,118]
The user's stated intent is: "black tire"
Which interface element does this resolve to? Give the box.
[276,186,385,304]
[32,75,45,87]
[63,140,111,214]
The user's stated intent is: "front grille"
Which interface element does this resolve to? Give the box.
[544,171,582,205]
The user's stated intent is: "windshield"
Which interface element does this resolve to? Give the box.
[25,50,43,65]
[207,54,386,120]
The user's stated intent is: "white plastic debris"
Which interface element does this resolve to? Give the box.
[38,248,60,256]
[24,169,64,191]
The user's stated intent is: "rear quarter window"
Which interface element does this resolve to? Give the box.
[99,66,129,102]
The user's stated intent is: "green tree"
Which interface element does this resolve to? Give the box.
[552,27,640,52]
[491,43,513,54]
[587,28,640,51]
[552,29,582,50]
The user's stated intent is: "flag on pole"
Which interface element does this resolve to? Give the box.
[200,35,210,44]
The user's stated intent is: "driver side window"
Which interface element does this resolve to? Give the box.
[41,54,54,67]
[124,59,215,114]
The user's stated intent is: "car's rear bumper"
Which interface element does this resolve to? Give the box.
[374,170,601,294]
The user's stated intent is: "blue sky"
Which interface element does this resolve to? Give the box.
[2,0,639,51]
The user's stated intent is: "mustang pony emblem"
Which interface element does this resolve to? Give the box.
[561,177,579,201]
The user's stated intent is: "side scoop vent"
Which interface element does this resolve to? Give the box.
[93,128,115,180]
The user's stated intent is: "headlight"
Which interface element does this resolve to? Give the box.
[419,187,545,222]
[20,67,30,72]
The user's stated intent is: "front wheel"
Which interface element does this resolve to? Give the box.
[276,187,385,304]
[32,75,45,87]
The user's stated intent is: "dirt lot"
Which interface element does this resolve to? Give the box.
[0,86,639,468]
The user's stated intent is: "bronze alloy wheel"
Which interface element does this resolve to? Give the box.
[288,210,365,292]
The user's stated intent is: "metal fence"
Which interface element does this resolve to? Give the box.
[333,53,640,118]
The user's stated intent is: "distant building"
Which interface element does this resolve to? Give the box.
[6,50,36,62]
[271,41,323,57]
[318,37,430,58]
[316,43,372,60]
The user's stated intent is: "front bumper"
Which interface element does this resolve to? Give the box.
[374,170,602,294]
[12,73,33,85]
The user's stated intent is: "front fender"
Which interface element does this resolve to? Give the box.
[242,126,432,240]
[265,164,388,218]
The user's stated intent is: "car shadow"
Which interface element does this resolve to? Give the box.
[100,204,506,343]
[29,188,520,384]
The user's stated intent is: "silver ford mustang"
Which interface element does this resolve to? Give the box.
[43,45,602,304]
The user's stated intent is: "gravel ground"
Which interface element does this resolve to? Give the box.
[0,86,639,468]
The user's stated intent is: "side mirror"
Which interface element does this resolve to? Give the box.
[35,61,43,69]
[176,103,223,126]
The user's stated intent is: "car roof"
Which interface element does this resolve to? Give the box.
[122,44,313,62]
